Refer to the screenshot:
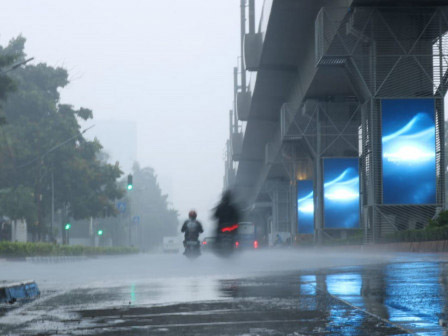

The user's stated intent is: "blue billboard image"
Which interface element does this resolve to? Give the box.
[323,158,360,229]
[297,180,314,234]
[382,99,436,204]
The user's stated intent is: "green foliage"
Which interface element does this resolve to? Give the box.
[0,38,19,124]
[0,186,36,223]
[428,210,448,229]
[382,210,448,244]
[381,226,448,243]
[0,241,138,257]
[380,210,448,243]
[0,36,124,238]
[322,229,364,246]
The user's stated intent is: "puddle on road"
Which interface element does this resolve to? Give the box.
[2,252,448,335]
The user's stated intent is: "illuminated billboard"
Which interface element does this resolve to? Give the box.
[382,99,436,204]
[324,158,360,229]
[297,180,314,234]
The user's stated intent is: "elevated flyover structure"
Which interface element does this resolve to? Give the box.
[224,0,448,245]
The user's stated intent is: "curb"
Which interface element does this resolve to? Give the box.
[25,256,88,263]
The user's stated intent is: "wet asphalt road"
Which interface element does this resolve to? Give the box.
[1,250,448,335]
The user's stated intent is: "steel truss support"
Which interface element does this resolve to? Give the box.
[261,179,293,246]
[317,6,448,243]
[286,99,361,244]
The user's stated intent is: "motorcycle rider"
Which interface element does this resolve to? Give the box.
[213,190,241,251]
[181,210,204,253]
[213,190,241,232]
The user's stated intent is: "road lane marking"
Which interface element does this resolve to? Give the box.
[313,285,417,335]
[109,319,320,328]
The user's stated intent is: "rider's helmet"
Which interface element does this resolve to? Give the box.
[188,210,197,219]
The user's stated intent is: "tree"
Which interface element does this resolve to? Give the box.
[125,163,178,250]
[0,186,36,224]
[0,44,18,125]
[0,36,124,240]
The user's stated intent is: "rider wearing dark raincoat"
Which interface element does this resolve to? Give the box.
[181,210,204,244]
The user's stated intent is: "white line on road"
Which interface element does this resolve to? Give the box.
[313,285,417,336]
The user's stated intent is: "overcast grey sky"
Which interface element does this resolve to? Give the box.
[0,0,255,230]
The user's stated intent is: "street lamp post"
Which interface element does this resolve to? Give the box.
[51,170,54,240]
[22,126,94,242]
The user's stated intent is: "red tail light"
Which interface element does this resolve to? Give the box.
[254,240,258,249]
[221,224,239,233]
[202,241,207,245]
[235,241,239,248]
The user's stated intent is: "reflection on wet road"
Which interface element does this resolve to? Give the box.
[1,251,448,335]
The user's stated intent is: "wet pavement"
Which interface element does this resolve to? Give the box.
[1,250,448,335]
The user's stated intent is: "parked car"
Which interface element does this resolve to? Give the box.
[201,237,216,252]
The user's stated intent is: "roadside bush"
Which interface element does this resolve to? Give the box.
[381,226,448,244]
[379,210,448,244]
[428,210,448,228]
[323,229,364,246]
[0,242,138,257]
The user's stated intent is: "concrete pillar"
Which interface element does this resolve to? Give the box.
[314,107,324,244]
[267,180,293,245]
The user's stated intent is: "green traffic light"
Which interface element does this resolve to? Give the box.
[64,223,71,230]
[97,230,103,236]
[127,184,133,190]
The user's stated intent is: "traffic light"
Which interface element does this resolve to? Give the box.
[127,174,133,191]
[97,229,103,236]
[64,223,71,230]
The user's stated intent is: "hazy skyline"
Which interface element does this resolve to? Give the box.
[0,0,254,231]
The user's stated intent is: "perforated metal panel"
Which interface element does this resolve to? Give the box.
[316,6,448,242]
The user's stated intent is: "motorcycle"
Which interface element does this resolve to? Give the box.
[214,223,238,257]
[183,239,201,259]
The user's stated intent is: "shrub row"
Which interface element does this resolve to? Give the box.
[0,242,139,257]
[322,229,364,246]
[381,226,448,244]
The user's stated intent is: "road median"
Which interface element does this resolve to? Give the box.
[0,242,138,258]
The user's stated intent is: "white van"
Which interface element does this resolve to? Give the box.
[162,236,180,253]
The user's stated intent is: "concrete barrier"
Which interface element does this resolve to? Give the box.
[0,280,40,304]
[25,256,88,263]
[319,240,448,253]
[376,240,448,253]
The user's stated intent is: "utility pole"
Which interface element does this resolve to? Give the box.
[127,187,133,247]
[229,110,233,137]
[128,214,132,247]
[240,0,246,93]
[36,160,43,242]
[249,0,255,34]
[21,126,95,242]
[233,67,239,132]
[90,217,94,247]
[51,170,55,241]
